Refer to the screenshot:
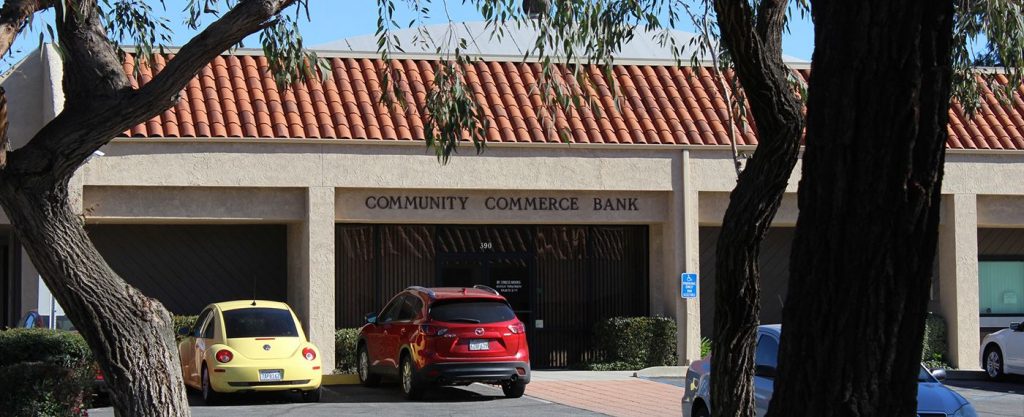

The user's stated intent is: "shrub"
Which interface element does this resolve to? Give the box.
[922,313,951,369]
[585,316,677,371]
[172,315,199,342]
[335,328,360,374]
[700,337,713,358]
[0,329,94,417]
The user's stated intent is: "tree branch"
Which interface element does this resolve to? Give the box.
[755,0,787,52]
[135,0,295,105]
[0,88,7,170]
[54,0,130,102]
[4,0,295,184]
[0,0,50,59]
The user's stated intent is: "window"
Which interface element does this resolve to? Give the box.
[396,296,422,321]
[980,261,1024,315]
[754,335,779,370]
[378,297,403,323]
[193,309,212,338]
[202,315,216,339]
[221,308,298,338]
[429,299,516,324]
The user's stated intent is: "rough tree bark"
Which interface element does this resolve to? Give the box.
[0,0,295,415]
[767,1,954,416]
[708,1,804,416]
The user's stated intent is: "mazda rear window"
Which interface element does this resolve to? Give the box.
[429,300,516,324]
[222,308,298,338]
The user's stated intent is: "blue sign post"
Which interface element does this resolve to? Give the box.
[681,273,698,299]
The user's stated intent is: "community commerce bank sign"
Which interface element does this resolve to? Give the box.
[364,195,641,212]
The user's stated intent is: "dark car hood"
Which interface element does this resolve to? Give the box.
[916,382,968,413]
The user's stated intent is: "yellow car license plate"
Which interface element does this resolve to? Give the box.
[259,369,283,382]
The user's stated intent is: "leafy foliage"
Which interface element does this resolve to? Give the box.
[953,0,1024,114]
[172,315,198,342]
[921,313,951,369]
[334,328,360,374]
[0,329,94,417]
[700,336,712,358]
[583,316,677,370]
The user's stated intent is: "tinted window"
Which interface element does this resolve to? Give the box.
[429,299,516,324]
[397,296,422,321]
[222,308,298,338]
[379,297,403,323]
[754,335,779,370]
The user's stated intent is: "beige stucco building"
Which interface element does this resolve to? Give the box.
[1,39,1021,373]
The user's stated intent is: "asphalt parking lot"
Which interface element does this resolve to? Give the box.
[650,376,1024,417]
[945,377,1024,417]
[88,383,599,417]
[88,374,1024,417]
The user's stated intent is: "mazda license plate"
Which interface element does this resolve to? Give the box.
[469,339,490,351]
[259,369,283,382]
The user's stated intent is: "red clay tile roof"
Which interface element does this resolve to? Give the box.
[123,53,1024,150]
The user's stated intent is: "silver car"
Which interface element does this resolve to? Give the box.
[682,325,977,417]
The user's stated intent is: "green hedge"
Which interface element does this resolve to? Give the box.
[922,313,951,369]
[172,315,199,342]
[0,329,94,416]
[584,316,677,371]
[335,328,360,374]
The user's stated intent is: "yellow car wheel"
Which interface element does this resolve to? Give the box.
[201,366,222,405]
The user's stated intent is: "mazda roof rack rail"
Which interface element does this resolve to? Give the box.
[472,285,500,295]
[406,286,436,298]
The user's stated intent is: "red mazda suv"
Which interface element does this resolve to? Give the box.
[357,285,530,400]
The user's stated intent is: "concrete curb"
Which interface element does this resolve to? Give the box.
[634,366,687,378]
[945,370,989,381]
[323,373,360,385]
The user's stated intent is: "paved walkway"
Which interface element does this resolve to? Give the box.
[527,371,684,417]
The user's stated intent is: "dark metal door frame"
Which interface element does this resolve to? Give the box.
[435,252,538,332]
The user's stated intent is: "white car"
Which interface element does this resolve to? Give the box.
[981,322,1024,379]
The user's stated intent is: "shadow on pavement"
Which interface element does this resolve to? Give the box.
[945,375,1024,395]
[185,382,510,407]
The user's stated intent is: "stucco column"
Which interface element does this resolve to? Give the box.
[938,193,980,370]
[19,247,38,319]
[288,187,336,373]
[671,150,701,365]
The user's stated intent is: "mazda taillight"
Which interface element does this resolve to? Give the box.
[508,322,526,334]
[420,324,449,337]
[302,347,317,361]
[215,349,233,363]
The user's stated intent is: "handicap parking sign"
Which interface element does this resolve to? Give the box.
[681,273,698,299]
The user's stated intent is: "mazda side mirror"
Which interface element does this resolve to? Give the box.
[365,312,377,324]
[930,368,947,382]
[177,326,190,337]
[1011,322,1022,332]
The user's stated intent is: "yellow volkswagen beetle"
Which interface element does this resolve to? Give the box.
[177,300,323,404]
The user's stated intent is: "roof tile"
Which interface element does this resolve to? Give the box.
[121,53,1024,150]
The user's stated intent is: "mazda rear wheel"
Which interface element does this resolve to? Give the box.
[400,356,425,400]
[501,380,526,398]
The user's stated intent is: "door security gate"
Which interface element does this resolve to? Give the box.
[335,224,649,368]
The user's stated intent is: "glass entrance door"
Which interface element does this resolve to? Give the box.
[437,255,535,336]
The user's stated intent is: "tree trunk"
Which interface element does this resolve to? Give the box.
[767,1,954,416]
[709,1,804,416]
[0,172,190,417]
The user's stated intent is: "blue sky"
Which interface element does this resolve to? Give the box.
[7,1,815,62]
